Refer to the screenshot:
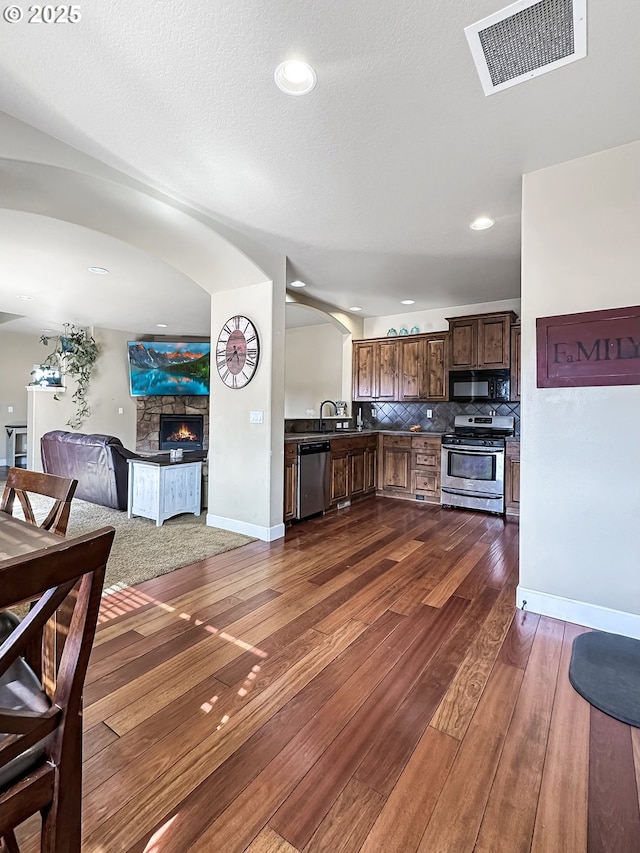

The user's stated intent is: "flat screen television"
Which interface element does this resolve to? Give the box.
[127,341,210,396]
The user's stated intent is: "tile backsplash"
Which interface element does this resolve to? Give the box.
[286,402,520,436]
[356,401,520,436]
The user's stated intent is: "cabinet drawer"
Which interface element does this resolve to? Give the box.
[411,435,440,451]
[331,438,352,454]
[382,435,411,449]
[413,451,438,468]
[413,471,439,494]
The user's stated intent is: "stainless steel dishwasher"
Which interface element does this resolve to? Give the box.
[297,441,331,519]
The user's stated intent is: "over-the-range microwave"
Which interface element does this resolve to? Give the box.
[449,369,510,403]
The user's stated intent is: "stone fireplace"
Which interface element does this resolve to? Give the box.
[159,414,204,450]
[135,396,209,453]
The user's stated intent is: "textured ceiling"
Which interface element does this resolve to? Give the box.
[0,0,639,334]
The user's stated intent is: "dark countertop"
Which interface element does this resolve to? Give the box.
[284,430,446,443]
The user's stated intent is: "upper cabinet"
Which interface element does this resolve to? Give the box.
[352,338,398,401]
[424,334,448,400]
[447,311,517,370]
[353,332,448,402]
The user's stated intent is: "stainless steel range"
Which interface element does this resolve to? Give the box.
[441,415,515,515]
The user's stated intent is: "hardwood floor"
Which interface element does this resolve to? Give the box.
[16,497,640,852]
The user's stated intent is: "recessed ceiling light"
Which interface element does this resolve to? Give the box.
[156,323,168,328]
[274,61,317,96]
[349,306,362,312]
[401,299,415,305]
[88,266,109,274]
[470,216,495,230]
[16,294,34,300]
[290,280,306,288]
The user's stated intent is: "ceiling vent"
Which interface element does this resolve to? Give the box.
[465,0,587,96]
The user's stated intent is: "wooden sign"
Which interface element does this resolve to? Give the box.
[537,305,640,388]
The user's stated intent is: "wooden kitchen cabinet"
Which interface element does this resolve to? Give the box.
[284,443,298,521]
[398,338,422,401]
[510,324,521,401]
[411,435,441,502]
[330,435,376,506]
[447,311,517,370]
[424,334,448,400]
[329,438,351,506]
[379,435,412,494]
[354,332,448,403]
[352,339,398,401]
[398,334,448,402]
[350,445,366,496]
[379,433,441,503]
[505,438,520,518]
[364,444,376,492]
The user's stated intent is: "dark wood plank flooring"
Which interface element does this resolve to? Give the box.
[14,497,640,852]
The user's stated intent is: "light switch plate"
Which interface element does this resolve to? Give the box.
[250,410,264,424]
[427,409,433,418]
[7,406,13,413]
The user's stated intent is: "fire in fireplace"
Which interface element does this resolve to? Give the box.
[159,414,204,451]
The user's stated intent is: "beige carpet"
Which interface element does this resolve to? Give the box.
[3,487,255,594]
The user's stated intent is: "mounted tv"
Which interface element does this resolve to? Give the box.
[127,341,210,396]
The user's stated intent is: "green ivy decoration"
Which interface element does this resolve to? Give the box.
[39,324,99,429]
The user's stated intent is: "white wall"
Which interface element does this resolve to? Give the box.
[519,140,640,637]
[208,277,286,541]
[285,324,344,418]
[363,298,521,338]
[0,329,43,429]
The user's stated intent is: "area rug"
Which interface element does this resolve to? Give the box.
[2,486,255,594]
[569,630,640,728]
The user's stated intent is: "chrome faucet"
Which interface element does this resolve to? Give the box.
[319,400,337,432]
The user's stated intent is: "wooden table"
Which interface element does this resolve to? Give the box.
[0,510,60,562]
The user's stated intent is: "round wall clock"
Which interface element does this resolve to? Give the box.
[215,315,260,389]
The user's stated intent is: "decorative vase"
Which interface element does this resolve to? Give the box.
[410,326,420,334]
[387,328,397,337]
[399,327,409,336]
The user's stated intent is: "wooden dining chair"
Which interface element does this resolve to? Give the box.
[0,526,115,853]
[1,469,78,537]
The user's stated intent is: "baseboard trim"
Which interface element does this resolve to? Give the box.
[206,513,285,542]
[516,585,640,639]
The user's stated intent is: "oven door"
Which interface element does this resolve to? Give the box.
[441,444,505,498]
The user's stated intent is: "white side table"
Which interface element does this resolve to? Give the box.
[127,458,202,527]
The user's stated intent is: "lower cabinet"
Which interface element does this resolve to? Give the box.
[411,436,441,501]
[330,440,351,505]
[330,435,377,507]
[380,435,412,494]
[284,443,298,521]
[286,432,443,521]
[380,434,441,503]
[505,438,520,518]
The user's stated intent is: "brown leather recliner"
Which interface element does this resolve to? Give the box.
[41,431,140,510]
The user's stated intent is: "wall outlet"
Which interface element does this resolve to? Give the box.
[336,422,343,429]
[249,410,263,424]
[342,421,349,427]
[7,406,13,413]
[426,409,433,418]
[118,407,124,415]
